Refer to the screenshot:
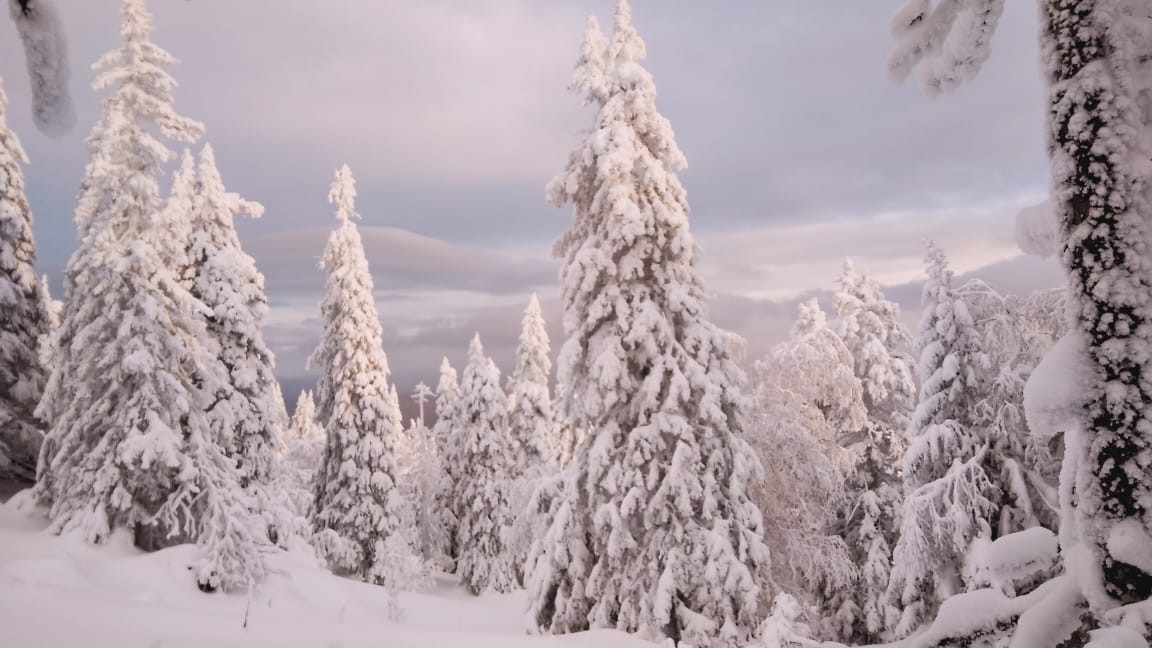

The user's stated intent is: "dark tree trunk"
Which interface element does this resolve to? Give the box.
[1041,0,1152,606]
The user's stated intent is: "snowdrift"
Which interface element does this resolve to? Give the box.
[0,495,652,648]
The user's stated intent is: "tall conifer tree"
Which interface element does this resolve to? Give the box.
[528,4,770,645]
[309,165,407,586]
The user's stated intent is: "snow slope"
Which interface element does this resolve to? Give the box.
[0,494,653,648]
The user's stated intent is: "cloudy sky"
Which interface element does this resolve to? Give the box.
[0,1,1064,407]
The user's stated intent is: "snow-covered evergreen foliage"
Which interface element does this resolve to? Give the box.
[835,259,915,449]
[505,294,559,584]
[33,0,268,592]
[455,334,516,595]
[398,416,451,571]
[411,382,433,427]
[506,293,557,474]
[749,299,861,638]
[829,260,913,643]
[432,357,463,570]
[281,390,324,518]
[185,144,281,494]
[887,243,995,637]
[528,4,770,645]
[396,383,452,572]
[0,75,51,484]
[888,1,1152,639]
[309,165,411,586]
[959,281,1064,534]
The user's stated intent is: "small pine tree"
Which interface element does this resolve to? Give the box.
[0,75,51,484]
[455,334,517,595]
[396,408,452,572]
[309,165,410,586]
[432,357,463,570]
[506,293,557,474]
[887,242,996,637]
[282,390,325,518]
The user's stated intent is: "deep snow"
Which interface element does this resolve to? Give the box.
[0,492,654,648]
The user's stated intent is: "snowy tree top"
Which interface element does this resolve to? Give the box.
[412,382,433,402]
[0,77,29,165]
[571,16,609,105]
[609,0,646,67]
[198,143,265,221]
[437,357,458,393]
[91,0,202,143]
[329,164,358,223]
[468,333,488,367]
[793,298,828,337]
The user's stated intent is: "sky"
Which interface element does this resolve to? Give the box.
[0,0,1064,410]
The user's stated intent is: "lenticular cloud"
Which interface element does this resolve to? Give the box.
[9,0,75,137]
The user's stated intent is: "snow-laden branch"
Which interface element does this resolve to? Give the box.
[7,0,74,136]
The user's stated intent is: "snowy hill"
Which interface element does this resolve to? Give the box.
[0,496,653,648]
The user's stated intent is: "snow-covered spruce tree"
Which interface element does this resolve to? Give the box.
[886,242,997,638]
[528,4,770,645]
[455,333,517,595]
[33,0,266,592]
[829,259,915,643]
[749,299,862,639]
[958,280,1063,536]
[507,293,558,474]
[0,75,51,484]
[432,357,463,570]
[409,382,453,570]
[888,2,1152,641]
[309,165,411,586]
[505,294,560,584]
[834,258,915,451]
[396,393,452,572]
[281,390,325,518]
[185,144,282,493]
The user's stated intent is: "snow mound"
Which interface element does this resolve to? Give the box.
[1107,520,1152,575]
[0,500,654,648]
[1023,331,1091,442]
[967,527,1058,587]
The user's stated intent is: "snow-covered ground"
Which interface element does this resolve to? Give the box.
[0,495,653,648]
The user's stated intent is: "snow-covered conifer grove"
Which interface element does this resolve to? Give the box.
[1,0,1151,646]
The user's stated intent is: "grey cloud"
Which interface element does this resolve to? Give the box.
[0,2,1063,395]
[246,225,556,302]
